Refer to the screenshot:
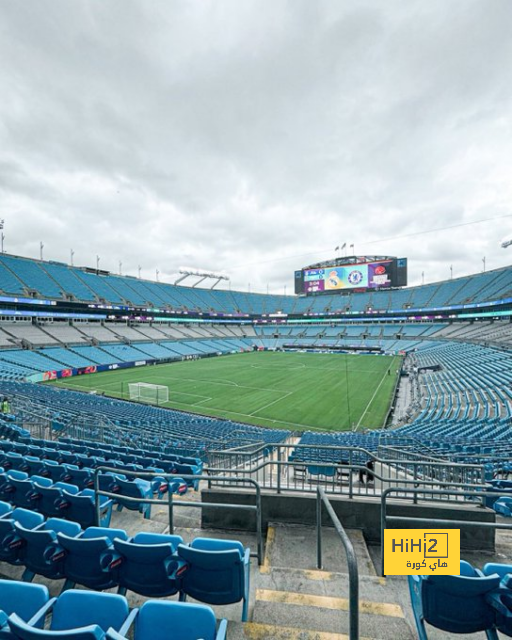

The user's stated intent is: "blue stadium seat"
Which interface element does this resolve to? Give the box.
[9,476,50,511]
[114,478,153,519]
[493,497,512,517]
[0,580,51,636]
[1,452,29,473]
[0,500,13,518]
[106,600,227,640]
[8,589,135,640]
[178,537,250,621]
[408,562,501,639]
[485,583,512,637]
[168,477,188,496]
[41,461,65,484]
[113,532,185,597]
[0,470,29,502]
[62,488,113,528]
[62,466,94,490]
[0,508,45,565]
[15,517,82,582]
[58,526,128,591]
[36,482,79,519]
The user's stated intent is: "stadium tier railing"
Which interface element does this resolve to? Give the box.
[93,467,263,565]
[205,443,487,501]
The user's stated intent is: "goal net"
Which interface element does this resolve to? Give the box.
[128,382,169,405]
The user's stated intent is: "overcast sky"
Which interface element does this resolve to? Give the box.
[1,0,511,294]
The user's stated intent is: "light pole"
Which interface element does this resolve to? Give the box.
[0,219,4,253]
[70,249,74,266]
[156,269,159,282]
[40,242,44,261]
[421,271,425,285]
[119,261,122,275]
[96,255,100,272]
[482,257,486,272]
[450,265,453,280]
[138,265,141,279]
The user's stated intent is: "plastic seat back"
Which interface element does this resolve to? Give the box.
[36,484,73,519]
[115,478,151,518]
[9,477,39,510]
[114,532,183,597]
[16,517,82,581]
[42,461,65,483]
[8,590,129,639]
[62,490,101,528]
[178,539,246,605]
[409,572,501,637]
[0,509,44,563]
[0,578,49,627]
[59,527,127,590]
[135,601,218,640]
[51,590,129,633]
[0,500,13,518]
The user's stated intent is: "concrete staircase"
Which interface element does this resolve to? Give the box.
[228,523,414,639]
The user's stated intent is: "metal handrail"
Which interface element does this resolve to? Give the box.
[206,456,487,502]
[380,486,512,576]
[316,486,359,640]
[93,466,263,564]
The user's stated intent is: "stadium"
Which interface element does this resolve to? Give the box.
[0,248,511,639]
[3,0,512,637]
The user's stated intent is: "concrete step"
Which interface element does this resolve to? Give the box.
[228,622,364,640]
[228,620,368,640]
[251,588,413,639]
[258,568,394,603]
[263,524,376,576]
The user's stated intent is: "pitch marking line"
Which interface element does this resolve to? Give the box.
[355,357,397,430]
[249,391,293,417]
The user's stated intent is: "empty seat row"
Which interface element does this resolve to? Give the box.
[0,506,249,619]
[1,439,203,486]
[0,580,227,640]
[0,469,187,526]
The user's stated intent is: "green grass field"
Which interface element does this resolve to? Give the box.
[51,351,402,432]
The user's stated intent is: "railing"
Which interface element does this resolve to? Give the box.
[206,442,486,500]
[380,486,512,576]
[93,467,263,564]
[316,486,359,640]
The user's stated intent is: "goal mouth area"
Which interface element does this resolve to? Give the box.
[127,382,169,405]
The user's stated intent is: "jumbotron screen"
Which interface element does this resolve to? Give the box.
[295,257,407,295]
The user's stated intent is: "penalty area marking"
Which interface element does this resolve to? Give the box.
[249,391,293,417]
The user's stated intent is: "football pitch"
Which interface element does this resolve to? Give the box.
[51,351,402,432]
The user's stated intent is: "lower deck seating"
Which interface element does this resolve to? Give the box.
[0,503,250,620]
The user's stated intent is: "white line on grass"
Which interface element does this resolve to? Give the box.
[355,358,397,430]
[249,391,293,417]
[150,374,285,396]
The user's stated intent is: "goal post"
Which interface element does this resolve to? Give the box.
[128,382,169,405]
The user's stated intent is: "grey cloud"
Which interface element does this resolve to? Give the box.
[0,0,511,293]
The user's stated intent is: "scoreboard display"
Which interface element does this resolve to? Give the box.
[295,257,407,295]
